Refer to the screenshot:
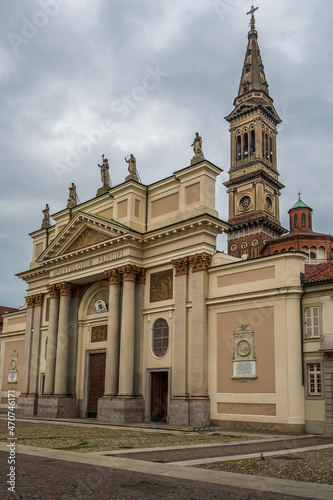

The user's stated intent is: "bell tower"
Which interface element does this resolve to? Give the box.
[224,6,286,259]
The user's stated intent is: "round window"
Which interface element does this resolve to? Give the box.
[265,196,272,210]
[241,242,248,249]
[239,195,251,210]
[231,244,237,252]
[252,240,258,247]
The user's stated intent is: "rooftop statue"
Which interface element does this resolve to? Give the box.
[66,182,77,209]
[98,154,111,188]
[41,204,50,229]
[191,132,204,162]
[125,154,139,181]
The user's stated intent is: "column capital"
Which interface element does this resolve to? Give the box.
[172,257,189,276]
[136,267,146,284]
[25,296,35,309]
[189,252,212,272]
[105,268,122,285]
[47,284,59,299]
[118,264,141,282]
[56,282,74,297]
[34,293,44,307]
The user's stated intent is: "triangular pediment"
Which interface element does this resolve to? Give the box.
[37,211,132,262]
[65,227,109,252]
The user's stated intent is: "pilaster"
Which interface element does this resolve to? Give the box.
[44,285,59,395]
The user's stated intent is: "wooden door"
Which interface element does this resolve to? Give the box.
[88,353,106,417]
[151,371,168,423]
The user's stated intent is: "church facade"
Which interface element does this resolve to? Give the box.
[1,11,332,434]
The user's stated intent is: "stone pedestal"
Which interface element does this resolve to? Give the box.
[97,397,145,423]
[17,395,38,416]
[37,396,78,418]
[188,398,210,427]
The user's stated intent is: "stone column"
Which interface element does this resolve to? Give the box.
[20,296,35,396]
[29,294,44,395]
[134,268,145,396]
[169,257,189,425]
[67,287,79,396]
[53,282,73,396]
[44,285,60,395]
[189,252,211,426]
[103,269,122,397]
[117,265,139,396]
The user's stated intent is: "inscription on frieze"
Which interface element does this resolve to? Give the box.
[91,325,107,343]
[150,269,173,303]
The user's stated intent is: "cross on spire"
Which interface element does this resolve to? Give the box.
[297,191,302,200]
[247,4,259,32]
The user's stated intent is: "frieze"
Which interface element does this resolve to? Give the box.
[51,251,123,277]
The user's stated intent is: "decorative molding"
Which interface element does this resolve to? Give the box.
[172,257,189,276]
[189,252,212,272]
[105,268,122,285]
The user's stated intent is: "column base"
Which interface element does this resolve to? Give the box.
[169,398,190,426]
[97,397,145,423]
[188,397,210,427]
[37,396,79,418]
[17,395,38,416]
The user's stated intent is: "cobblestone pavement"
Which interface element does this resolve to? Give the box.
[0,451,314,499]
[106,436,333,463]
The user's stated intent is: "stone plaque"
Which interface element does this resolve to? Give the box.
[233,361,256,377]
[91,325,107,343]
[150,269,173,303]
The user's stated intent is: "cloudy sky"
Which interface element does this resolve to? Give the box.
[0,0,332,307]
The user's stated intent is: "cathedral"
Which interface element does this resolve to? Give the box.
[1,9,332,434]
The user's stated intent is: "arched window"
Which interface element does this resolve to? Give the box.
[301,213,306,228]
[152,319,169,357]
[290,216,293,230]
[243,133,249,158]
[237,136,242,161]
[308,215,311,229]
[251,130,256,155]
[294,214,298,228]
[269,137,273,163]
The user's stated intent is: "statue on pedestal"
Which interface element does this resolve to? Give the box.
[41,204,50,229]
[66,183,77,209]
[96,154,112,196]
[125,154,139,181]
[191,132,204,165]
[98,154,111,188]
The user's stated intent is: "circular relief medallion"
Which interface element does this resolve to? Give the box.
[236,339,251,357]
[265,196,273,210]
[239,195,251,211]
[241,242,248,249]
[252,239,258,247]
[231,244,237,252]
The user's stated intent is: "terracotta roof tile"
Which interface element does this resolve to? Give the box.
[304,263,333,284]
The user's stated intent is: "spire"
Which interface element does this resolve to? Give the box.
[237,5,269,99]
